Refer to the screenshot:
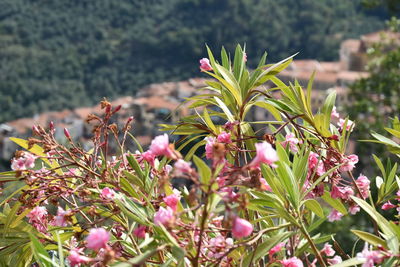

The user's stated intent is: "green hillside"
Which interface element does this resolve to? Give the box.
[0,0,387,122]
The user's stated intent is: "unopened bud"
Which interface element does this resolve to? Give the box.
[330,134,339,141]
[32,125,40,135]
[49,121,55,131]
[64,128,71,140]
[113,105,122,114]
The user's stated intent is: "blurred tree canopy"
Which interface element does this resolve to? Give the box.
[0,0,388,122]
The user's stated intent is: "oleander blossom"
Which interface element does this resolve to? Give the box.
[199,58,213,71]
[205,136,217,159]
[232,217,253,238]
[321,243,335,257]
[26,206,48,233]
[308,152,325,176]
[356,243,384,267]
[67,248,91,267]
[281,257,304,267]
[148,134,174,158]
[327,256,343,265]
[382,201,396,210]
[174,159,192,175]
[340,154,359,172]
[248,142,278,168]
[133,225,147,239]
[101,187,116,200]
[281,133,300,153]
[327,209,343,222]
[52,207,70,227]
[86,228,110,251]
[217,131,232,144]
[11,152,36,171]
[338,118,355,132]
[163,189,181,212]
[154,206,174,226]
[331,106,340,120]
[207,235,233,259]
[269,242,284,260]
[356,174,370,199]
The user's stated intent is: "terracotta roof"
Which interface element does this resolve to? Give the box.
[361,31,400,45]
[133,96,180,111]
[337,71,369,82]
[341,39,361,53]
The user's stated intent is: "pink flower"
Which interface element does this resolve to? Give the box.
[205,136,216,159]
[163,189,181,212]
[356,174,370,199]
[327,209,343,222]
[327,256,342,265]
[356,243,384,267]
[331,186,354,200]
[141,150,155,166]
[260,178,272,191]
[281,133,300,153]
[101,187,116,199]
[199,58,213,71]
[217,131,232,144]
[53,207,70,227]
[86,228,110,251]
[340,154,359,172]
[26,206,48,233]
[269,242,284,259]
[232,217,253,239]
[308,152,325,176]
[382,201,396,210]
[349,204,360,215]
[321,243,335,257]
[11,152,36,171]
[208,235,233,259]
[281,257,304,267]
[223,121,239,131]
[149,134,174,158]
[174,159,192,175]
[243,52,247,62]
[154,207,174,226]
[338,118,355,132]
[67,248,91,267]
[133,225,147,239]
[248,142,278,168]
[331,106,340,120]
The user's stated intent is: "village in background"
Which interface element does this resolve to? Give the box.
[1,30,399,170]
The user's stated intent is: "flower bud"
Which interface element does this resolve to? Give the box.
[64,128,71,140]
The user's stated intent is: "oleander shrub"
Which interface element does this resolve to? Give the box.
[0,46,398,266]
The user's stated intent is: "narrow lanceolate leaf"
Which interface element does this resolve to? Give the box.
[351,196,399,254]
[350,230,387,248]
[303,199,324,218]
[29,233,53,267]
[214,97,235,122]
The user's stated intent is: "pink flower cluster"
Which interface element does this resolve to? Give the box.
[154,190,181,226]
[199,58,213,72]
[27,206,48,233]
[11,152,36,171]
[232,217,253,239]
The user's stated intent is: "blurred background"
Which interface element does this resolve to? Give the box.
[0,0,399,253]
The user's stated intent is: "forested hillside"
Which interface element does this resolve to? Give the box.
[0,0,387,122]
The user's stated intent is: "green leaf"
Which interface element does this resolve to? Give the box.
[351,230,387,248]
[330,258,365,267]
[193,155,211,188]
[351,196,399,253]
[321,192,348,215]
[214,97,234,122]
[29,233,53,267]
[303,199,324,218]
[242,232,291,266]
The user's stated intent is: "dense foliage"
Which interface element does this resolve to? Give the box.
[0,0,387,122]
[0,46,399,266]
